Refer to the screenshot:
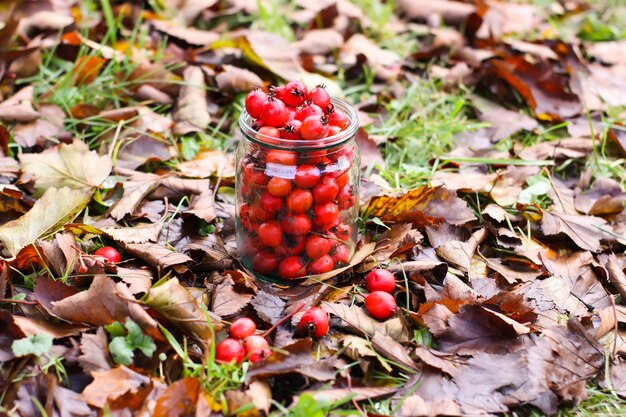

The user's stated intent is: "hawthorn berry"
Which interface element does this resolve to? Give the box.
[215,338,246,364]
[313,177,339,203]
[267,177,292,197]
[328,108,350,129]
[308,85,331,109]
[259,190,282,213]
[257,220,283,247]
[286,188,313,213]
[94,246,121,263]
[245,88,267,119]
[257,126,281,138]
[365,269,396,293]
[365,291,396,320]
[296,307,329,339]
[300,115,329,140]
[252,251,278,275]
[313,202,339,228]
[294,165,321,188]
[281,213,312,236]
[243,163,269,186]
[261,97,288,127]
[337,186,355,210]
[283,81,308,107]
[278,256,306,280]
[296,101,323,121]
[266,150,297,165]
[230,318,257,339]
[244,335,272,363]
[309,254,334,274]
[332,244,350,264]
[275,235,306,257]
[305,234,334,259]
[281,120,302,140]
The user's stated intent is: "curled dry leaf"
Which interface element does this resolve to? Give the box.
[173,66,210,135]
[141,278,222,342]
[239,30,302,81]
[540,211,608,252]
[211,275,253,317]
[0,86,39,122]
[215,65,264,95]
[13,104,66,149]
[397,0,475,24]
[81,365,156,408]
[154,377,203,417]
[435,228,487,278]
[364,185,476,229]
[177,150,236,179]
[341,34,401,80]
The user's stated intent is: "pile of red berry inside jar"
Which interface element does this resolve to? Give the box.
[236,82,360,281]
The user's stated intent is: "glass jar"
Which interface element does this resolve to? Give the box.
[235,98,360,281]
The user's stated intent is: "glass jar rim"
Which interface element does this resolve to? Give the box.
[239,98,359,150]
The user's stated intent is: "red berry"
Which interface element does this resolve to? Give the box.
[259,190,282,213]
[275,235,306,257]
[309,254,334,274]
[243,334,269,353]
[94,246,121,263]
[239,203,258,231]
[286,107,297,121]
[296,102,323,121]
[271,85,285,101]
[328,108,350,129]
[283,81,308,107]
[336,171,350,188]
[267,177,292,197]
[332,244,350,264]
[301,116,329,140]
[302,149,326,164]
[313,177,339,203]
[261,97,288,127]
[230,318,257,339]
[278,256,306,280]
[251,119,264,130]
[252,251,278,275]
[215,338,246,364]
[244,335,272,363]
[281,213,312,236]
[308,85,331,109]
[365,269,396,293]
[267,150,297,165]
[243,163,269,186]
[305,234,334,259]
[296,307,329,339]
[286,188,313,213]
[294,165,321,188]
[337,186,355,209]
[250,204,273,222]
[245,88,267,119]
[258,126,281,138]
[326,125,342,137]
[313,202,339,228]
[335,223,351,242]
[280,120,302,140]
[365,291,396,320]
[258,221,283,247]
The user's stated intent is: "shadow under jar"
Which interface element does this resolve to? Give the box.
[236,98,360,282]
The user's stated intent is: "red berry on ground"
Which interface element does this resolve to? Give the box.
[294,165,321,188]
[296,307,329,339]
[215,338,246,364]
[258,220,283,247]
[283,81,308,107]
[259,190,283,213]
[287,188,313,213]
[281,213,312,236]
[280,120,302,140]
[308,85,331,109]
[94,246,121,263]
[243,334,270,357]
[252,251,278,275]
[261,97,288,127]
[296,102,323,121]
[278,256,307,280]
[313,177,339,203]
[365,291,396,321]
[245,88,267,119]
[301,115,329,140]
[309,254,334,274]
[305,234,334,259]
[313,202,339,228]
[267,177,292,197]
[230,318,257,339]
[365,269,396,293]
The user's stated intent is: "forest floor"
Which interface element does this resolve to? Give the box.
[2,0,626,416]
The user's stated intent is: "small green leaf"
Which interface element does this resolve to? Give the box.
[181,136,200,161]
[105,321,126,337]
[108,336,134,366]
[370,217,391,230]
[12,334,53,357]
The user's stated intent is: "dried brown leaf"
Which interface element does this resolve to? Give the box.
[78,327,113,373]
[173,66,210,135]
[541,211,608,252]
[81,366,154,408]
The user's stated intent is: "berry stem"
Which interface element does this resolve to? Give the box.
[262,301,307,338]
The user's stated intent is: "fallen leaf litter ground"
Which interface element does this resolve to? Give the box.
[2,0,626,415]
